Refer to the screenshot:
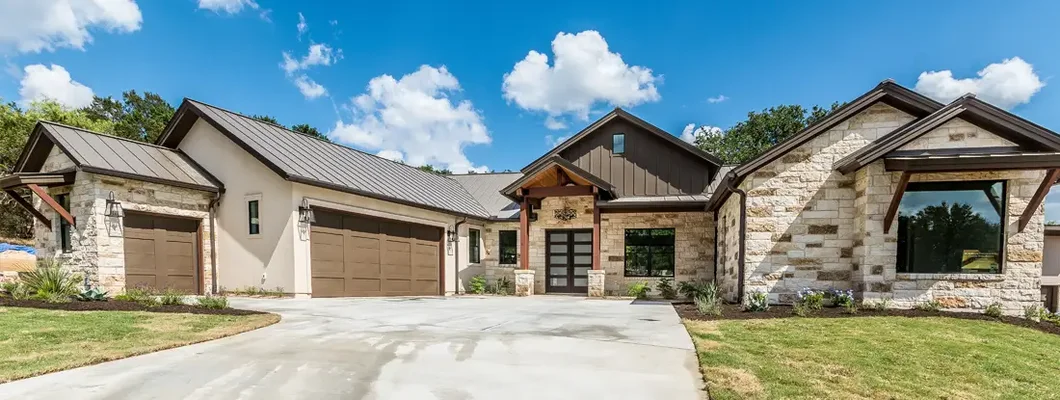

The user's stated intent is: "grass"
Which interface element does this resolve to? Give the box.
[686,317,1060,399]
[0,307,279,382]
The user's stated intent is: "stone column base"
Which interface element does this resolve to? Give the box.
[587,270,605,297]
[514,269,535,296]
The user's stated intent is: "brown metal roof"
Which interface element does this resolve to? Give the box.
[883,151,1060,172]
[15,121,222,193]
[448,172,523,220]
[502,156,616,201]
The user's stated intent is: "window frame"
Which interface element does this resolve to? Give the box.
[468,228,481,264]
[895,180,1006,275]
[56,193,72,253]
[623,228,676,277]
[246,194,262,237]
[498,230,517,265]
[612,133,625,155]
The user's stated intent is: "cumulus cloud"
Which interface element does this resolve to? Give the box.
[680,123,722,144]
[707,94,728,104]
[329,65,491,173]
[0,0,142,54]
[197,0,257,14]
[544,134,570,148]
[544,116,567,130]
[915,57,1044,110]
[293,75,327,99]
[502,30,661,127]
[18,64,95,108]
[296,12,307,40]
[280,43,336,74]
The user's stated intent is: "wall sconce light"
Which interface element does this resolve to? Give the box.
[105,191,124,218]
[446,228,457,243]
[298,198,315,224]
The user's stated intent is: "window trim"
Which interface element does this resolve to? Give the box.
[245,194,262,238]
[623,228,676,277]
[498,230,517,265]
[612,133,625,155]
[895,179,1006,275]
[56,193,72,253]
[468,228,481,264]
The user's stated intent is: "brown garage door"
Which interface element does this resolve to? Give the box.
[311,208,442,297]
[123,212,200,294]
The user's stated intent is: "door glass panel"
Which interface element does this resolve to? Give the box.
[550,278,567,286]
[573,278,588,286]
[550,232,568,242]
[574,244,591,253]
[573,232,592,242]
[573,266,590,276]
[550,244,568,253]
[550,267,568,276]
[549,255,567,264]
[573,255,592,264]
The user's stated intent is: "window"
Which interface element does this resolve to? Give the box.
[896,180,1005,274]
[248,199,260,235]
[56,193,71,253]
[624,228,675,277]
[499,230,517,264]
[613,133,625,154]
[469,229,481,263]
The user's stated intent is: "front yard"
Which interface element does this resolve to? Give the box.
[0,307,279,382]
[686,316,1060,399]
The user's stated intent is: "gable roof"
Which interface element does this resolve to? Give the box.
[520,108,724,173]
[156,99,490,219]
[834,94,1060,173]
[502,156,617,201]
[448,172,523,220]
[15,121,222,193]
[705,80,943,211]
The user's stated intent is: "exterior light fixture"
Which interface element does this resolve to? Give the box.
[298,198,315,224]
[446,228,457,243]
[105,191,124,218]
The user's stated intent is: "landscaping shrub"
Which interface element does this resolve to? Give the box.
[1025,306,1045,321]
[677,279,714,299]
[830,289,857,314]
[985,302,1004,318]
[469,275,486,295]
[1,281,20,297]
[197,295,229,309]
[496,275,513,295]
[796,288,825,310]
[263,287,285,297]
[867,297,892,311]
[744,291,769,312]
[694,282,722,316]
[656,278,677,300]
[158,289,185,306]
[627,282,650,299]
[76,287,109,301]
[19,259,80,300]
[114,287,158,306]
[915,299,942,312]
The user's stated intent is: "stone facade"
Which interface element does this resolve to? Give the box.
[717,194,742,302]
[599,211,713,296]
[897,118,1017,151]
[527,195,595,293]
[478,221,521,287]
[33,149,214,294]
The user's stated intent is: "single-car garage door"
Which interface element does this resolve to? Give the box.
[123,212,200,294]
[311,208,442,297]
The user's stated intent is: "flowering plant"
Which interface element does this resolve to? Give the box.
[829,289,856,308]
[796,288,825,310]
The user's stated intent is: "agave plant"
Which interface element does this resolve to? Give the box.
[76,287,109,301]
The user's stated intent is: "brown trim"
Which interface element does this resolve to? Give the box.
[27,184,75,227]
[886,146,1023,158]
[501,156,616,201]
[196,220,205,295]
[5,189,51,228]
[0,170,75,190]
[599,205,706,213]
[78,165,220,193]
[439,229,446,296]
[556,167,572,186]
[597,200,707,210]
[1019,169,1060,232]
[883,152,1060,173]
[525,185,594,198]
[161,102,293,180]
[520,196,530,270]
[883,172,912,234]
[1046,225,1060,237]
[592,189,601,271]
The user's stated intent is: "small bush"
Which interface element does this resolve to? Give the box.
[984,302,1003,318]
[744,291,769,312]
[1024,306,1045,321]
[677,279,715,299]
[6,282,30,300]
[496,275,513,295]
[915,299,942,312]
[830,289,855,307]
[693,282,722,316]
[867,297,892,311]
[114,287,158,306]
[796,288,825,311]
[469,275,486,295]
[263,287,285,297]
[19,259,80,299]
[627,282,650,299]
[656,278,677,300]
[34,291,72,303]
[1,281,21,297]
[197,295,229,309]
[158,289,185,306]
[76,287,109,301]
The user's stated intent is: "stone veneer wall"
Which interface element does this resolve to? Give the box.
[897,118,1018,151]
[599,211,713,296]
[479,221,521,286]
[716,195,742,302]
[735,103,916,303]
[34,168,214,294]
[856,162,1045,314]
[528,195,595,293]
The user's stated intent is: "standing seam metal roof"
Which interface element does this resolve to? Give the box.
[448,173,523,219]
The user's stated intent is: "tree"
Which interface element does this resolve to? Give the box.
[251,115,280,125]
[84,90,175,142]
[417,165,452,175]
[693,102,843,164]
[901,202,1000,273]
[291,123,329,141]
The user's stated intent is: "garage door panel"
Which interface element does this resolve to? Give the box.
[126,274,157,290]
[166,276,197,293]
[348,262,381,279]
[312,278,346,298]
[411,280,437,294]
[123,213,199,294]
[381,278,411,293]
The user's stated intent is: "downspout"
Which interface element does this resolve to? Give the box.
[725,180,748,303]
[208,191,223,295]
[453,217,467,295]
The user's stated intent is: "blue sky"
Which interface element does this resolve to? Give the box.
[4,1,1060,218]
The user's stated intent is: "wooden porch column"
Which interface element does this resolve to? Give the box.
[883,172,912,234]
[592,187,601,270]
[520,192,530,270]
[1020,168,1060,232]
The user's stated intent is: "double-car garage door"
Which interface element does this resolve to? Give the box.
[310,208,442,297]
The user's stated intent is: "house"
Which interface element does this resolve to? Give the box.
[3,80,1058,314]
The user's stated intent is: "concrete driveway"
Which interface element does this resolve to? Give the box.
[0,296,702,400]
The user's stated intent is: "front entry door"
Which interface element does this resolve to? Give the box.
[545,229,592,294]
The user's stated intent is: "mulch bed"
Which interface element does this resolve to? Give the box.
[676,303,1060,336]
[0,298,267,316]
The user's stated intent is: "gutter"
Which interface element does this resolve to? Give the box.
[725,179,748,303]
[208,191,223,294]
[453,217,467,295]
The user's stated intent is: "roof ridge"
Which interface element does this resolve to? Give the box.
[37,120,181,152]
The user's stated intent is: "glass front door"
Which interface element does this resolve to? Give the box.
[545,229,592,294]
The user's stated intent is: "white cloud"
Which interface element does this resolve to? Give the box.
[293,75,327,99]
[329,65,491,173]
[280,43,336,74]
[544,116,567,130]
[502,30,661,127]
[197,0,257,14]
[296,12,307,40]
[0,0,142,54]
[680,123,722,144]
[544,134,570,148]
[18,64,95,108]
[915,57,1044,110]
[707,94,728,104]
[376,150,404,162]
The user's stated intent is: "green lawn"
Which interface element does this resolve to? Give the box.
[686,317,1060,399]
[0,307,279,382]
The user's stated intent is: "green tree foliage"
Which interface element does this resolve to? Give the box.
[251,115,280,125]
[694,102,843,164]
[290,123,329,141]
[900,202,1000,273]
[83,90,175,142]
[417,165,452,175]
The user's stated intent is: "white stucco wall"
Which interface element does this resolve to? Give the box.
[1045,235,1060,284]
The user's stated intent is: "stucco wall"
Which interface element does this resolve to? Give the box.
[1045,235,1060,280]
[599,211,713,296]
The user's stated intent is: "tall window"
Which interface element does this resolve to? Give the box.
[499,230,517,264]
[469,229,481,263]
[625,229,675,277]
[248,199,260,235]
[896,180,1005,274]
[56,193,71,253]
[613,133,625,155]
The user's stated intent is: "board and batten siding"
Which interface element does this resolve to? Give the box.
[559,119,716,196]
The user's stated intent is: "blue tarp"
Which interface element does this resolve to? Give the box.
[0,243,35,255]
